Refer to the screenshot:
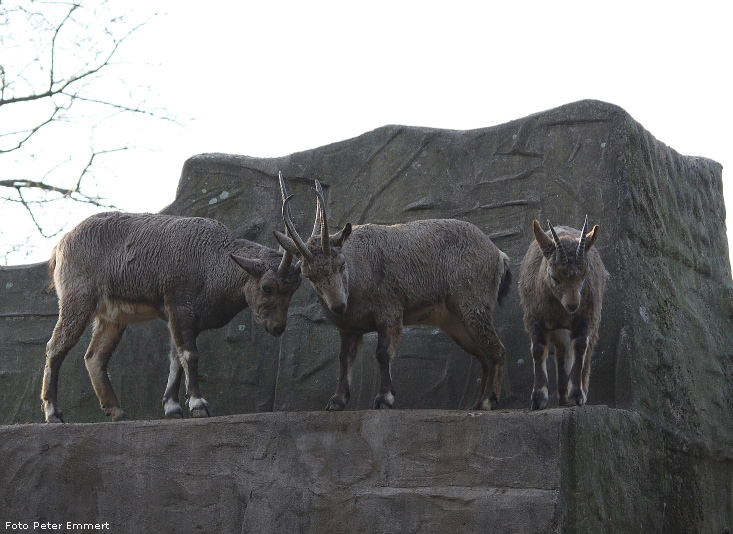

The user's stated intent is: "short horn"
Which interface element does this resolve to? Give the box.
[576,215,589,262]
[313,180,330,255]
[547,220,568,264]
[277,247,293,277]
[282,195,314,263]
[277,172,294,274]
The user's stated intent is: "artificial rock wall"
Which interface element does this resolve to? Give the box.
[0,100,731,532]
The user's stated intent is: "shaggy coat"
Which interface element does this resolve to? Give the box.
[518,219,605,410]
[41,211,301,423]
[275,179,511,411]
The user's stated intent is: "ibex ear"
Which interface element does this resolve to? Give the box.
[585,225,600,251]
[230,253,265,276]
[532,220,555,258]
[332,223,352,247]
[273,230,302,258]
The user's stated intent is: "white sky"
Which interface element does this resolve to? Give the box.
[3,1,732,267]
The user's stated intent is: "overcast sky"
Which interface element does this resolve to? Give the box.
[3,1,731,266]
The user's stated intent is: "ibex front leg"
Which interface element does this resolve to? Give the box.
[168,309,210,418]
[162,342,184,418]
[326,331,363,411]
[568,318,589,406]
[530,323,549,411]
[548,329,572,406]
[372,323,401,409]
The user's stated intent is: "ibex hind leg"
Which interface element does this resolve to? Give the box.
[442,306,505,411]
[84,318,127,421]
[41,297,95,423]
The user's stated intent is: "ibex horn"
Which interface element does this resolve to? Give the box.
[277,172,295,275]
[547,220,568,264]
[313,180,330,256]
[576,215,589,262]
[311,182,323,240]
[282,194,314,263]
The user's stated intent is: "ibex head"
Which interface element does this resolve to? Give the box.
[532,216,599,314]
[230,246,301,337]
[229,179,302,336]
[273,174,352,315]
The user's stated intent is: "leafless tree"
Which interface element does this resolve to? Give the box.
[0,0,171,261]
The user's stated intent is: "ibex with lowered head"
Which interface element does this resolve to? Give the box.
[273,176,512,411]
[518,217,606,410]
[42,211,301,423]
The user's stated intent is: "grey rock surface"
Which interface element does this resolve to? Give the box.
[0,407,646,533]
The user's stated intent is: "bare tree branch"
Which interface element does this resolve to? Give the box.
[16,187,63,239]
[0,0,170,257]
[0,179,76,195]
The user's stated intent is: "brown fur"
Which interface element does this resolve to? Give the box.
[276,183,511,411]
[518,219,606,410]
[41,211,301,423]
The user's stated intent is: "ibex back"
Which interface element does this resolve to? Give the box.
[42,211,301,423]
[274,176,512,411]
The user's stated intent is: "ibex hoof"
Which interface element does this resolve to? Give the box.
[531,389,548,411]
[163,399,184,418]
[372,392,394,410]
[472,395,497,411]
[165,407,184,419]
[326,397,346,411]
[45,413,64,424]
[188,397,211,418]
[42,402,64,423]
[108,409,128,422]
[568,387,586,407]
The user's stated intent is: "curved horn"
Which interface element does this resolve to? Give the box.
[311,182,323,239]
[277,172,294,275]
[282,195,314,263]
[313,180,330,255]
[576,215,589,262]
[547,220,568,264]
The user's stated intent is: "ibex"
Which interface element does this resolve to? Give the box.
[273,176,512,411]
[518,217,605,410]
[42,211,301,423]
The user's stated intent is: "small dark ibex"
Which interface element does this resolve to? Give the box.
[42,211,301,423]
[518,217,606,410]
[273,176,512,411]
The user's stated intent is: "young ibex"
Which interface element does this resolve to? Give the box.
[518,217,605,410]
[273,176,512,411]
[42,211,301,423]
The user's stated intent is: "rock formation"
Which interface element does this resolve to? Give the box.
[1,100,731,532]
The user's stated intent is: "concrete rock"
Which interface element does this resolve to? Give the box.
[0,407,644,534]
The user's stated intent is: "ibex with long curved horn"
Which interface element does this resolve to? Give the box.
[42,209,301,423]
[518,217,606,410]
[274,175,512,411]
